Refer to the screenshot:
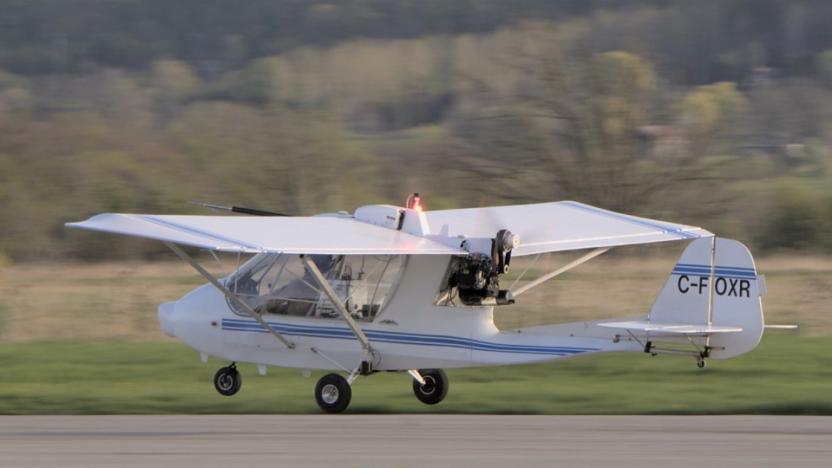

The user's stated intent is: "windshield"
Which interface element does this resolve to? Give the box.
[226,253,406,322]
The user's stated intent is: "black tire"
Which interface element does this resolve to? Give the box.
[213,366,242,396]
[314,373,352,413]
[412,369,449,405]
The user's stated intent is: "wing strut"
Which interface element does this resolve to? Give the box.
[164,242,295,349]
[300,255,373,355]
[512,247,609,297]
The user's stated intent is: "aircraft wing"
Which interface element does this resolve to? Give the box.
[425,200,712,256]
[66,213,466,255]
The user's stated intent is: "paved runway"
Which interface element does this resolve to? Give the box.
[0,415,830,467]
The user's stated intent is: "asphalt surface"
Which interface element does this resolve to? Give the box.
[0,415,830,467]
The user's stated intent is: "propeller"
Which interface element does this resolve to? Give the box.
[190,201,290,217]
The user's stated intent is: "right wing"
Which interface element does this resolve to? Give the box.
[425,200,712,256]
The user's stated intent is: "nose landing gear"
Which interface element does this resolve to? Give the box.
[214,363,242,396]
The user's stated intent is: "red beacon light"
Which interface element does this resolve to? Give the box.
[406,193,424,212]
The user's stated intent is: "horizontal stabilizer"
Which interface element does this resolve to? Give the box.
[597,320,743,335]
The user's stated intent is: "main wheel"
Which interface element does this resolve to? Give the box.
[412,369,448,405]
[315,373,352,413]
[214,365,242,396]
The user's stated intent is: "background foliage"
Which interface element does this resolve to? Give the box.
[2,0,832,260]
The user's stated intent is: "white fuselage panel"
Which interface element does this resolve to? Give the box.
[162,255,639,371]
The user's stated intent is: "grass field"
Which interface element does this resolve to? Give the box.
[0,256,829,414]
[0,333,828,415]
[2,254,832,342]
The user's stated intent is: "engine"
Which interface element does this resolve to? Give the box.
[447,229,517,306]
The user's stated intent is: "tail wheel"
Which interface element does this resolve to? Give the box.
[315,373,352,413]
[213,365,242,396]
[412,369,448,405]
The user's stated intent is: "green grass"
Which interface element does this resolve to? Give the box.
[0,333,829,414]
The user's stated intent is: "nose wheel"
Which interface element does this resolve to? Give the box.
[315,373,352,413]
[214,364,242,396]
[412,369,449,405]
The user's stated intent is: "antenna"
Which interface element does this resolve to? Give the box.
[189,201,289,216]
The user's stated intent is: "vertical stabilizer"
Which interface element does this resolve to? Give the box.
[649,237,764,359]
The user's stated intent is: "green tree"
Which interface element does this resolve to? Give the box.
[757,181,824,251]
[816,50,832,88]
[150,59,201,101]
[679,82,749,143]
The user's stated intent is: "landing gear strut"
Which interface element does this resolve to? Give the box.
[315,373,352,413]
[696,347,710,369]
[412,369,449,405]
[214,363,242,396]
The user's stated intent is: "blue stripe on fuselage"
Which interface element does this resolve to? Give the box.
[220,318,597,356]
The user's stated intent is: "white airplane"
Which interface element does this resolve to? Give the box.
[67,194,767,413]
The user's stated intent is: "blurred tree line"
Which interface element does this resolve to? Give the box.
[2,0,832,261]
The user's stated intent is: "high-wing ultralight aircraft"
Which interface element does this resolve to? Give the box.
[67,194,767,413]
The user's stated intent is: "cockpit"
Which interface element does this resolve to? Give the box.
[225,253,407,322]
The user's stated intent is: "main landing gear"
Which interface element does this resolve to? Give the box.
[412,369,449,405]
[311,368,450,413]
[214,363,242,396]
[314,373,352,413]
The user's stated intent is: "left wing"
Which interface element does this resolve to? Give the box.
[67,213,465,255]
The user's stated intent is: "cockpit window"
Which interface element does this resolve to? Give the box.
[226,253,406,322]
